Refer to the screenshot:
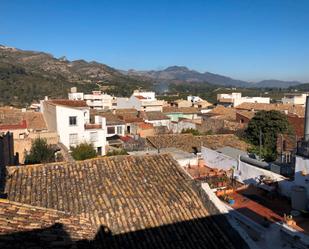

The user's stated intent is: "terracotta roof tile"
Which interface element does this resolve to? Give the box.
[142,111,170,121]
[91,111,125,125]
[134,95,147,100]
[163,107,199,114]
[22,112,47,130]
[0,199,96,248]
[4,154,245,249]
[138,122,154,129]
[208,106,236,120]
[0,111,47,130]
[236,110,256,120]
[236,103,305,117]
[147,134,249,152]
[48,99,88,108]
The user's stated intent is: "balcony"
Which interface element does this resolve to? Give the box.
[84,123,102,129]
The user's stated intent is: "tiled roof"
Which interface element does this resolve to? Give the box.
[134,95,147,100]
[0,109,22,126]
[236,110,255,120]
[138,122,154,129]
[4,154,245,249]
[22,112,47,130]
[0,198,96,249]
[208,106,236,120]
[115,108,138,115]
[142,111,170,121]
[0,120,27,130]
[91,111,125,125]
[287,114,304,137]
[147,134,250,152]
[48,99,88,108]
[0,111,47,130]
[236,103,305,117]
[163,107,199,114]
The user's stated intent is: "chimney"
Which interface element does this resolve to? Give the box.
[304,96,309,141]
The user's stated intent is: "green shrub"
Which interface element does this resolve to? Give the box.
[25,138,55,164]
[70,142,97,161]
[106,149,128,156]
[181,128,200,136]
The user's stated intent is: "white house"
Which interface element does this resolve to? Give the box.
[68,87,116,110]
[41,99,107,155]
[282,93,309,106]
[92,112,125,138]
[187,95,204,103]
[217,92,270,107]
[140,111,171,128]
[116,90,164,112]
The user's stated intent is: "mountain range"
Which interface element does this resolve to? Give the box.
[0,44,307,106]
[123,66,303,88]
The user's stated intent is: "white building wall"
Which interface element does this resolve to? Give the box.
[133,90,155,100]
[201,147,238,171]
[56,106,87,149]
[143,105,163,112]
[282,94,308,106]
[171,121,196,133]
[106,124,125,138]
[201,146,289,196]
[68,92,84,100]
[217,92,242,100]
[187,95,203,103]
[294,156,309,198]
[43,105,107,155]
[233,97,270,107]
[145,119,171,128]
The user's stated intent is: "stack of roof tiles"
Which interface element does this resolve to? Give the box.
[1,154,248,248]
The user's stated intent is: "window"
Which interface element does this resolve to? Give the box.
[69,116,77,126]
[90,132,98,142]
[69,133,78,146]
[116,126,123,135]
[107,126,115,134]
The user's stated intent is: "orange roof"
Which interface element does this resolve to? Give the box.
[134,95,147,100]
[138,122,153,129]
[48,99,88,108]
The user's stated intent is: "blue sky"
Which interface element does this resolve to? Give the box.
[1,0,309,82]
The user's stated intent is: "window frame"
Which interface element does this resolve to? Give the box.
[69,116,77,126]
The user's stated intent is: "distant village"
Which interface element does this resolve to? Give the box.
[1,88,309,248]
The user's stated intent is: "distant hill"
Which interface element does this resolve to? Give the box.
[0,45,305,106]
[254,80,301,88]
[124,66,303,88]
[289,83,309,91]
[0,45,152,106]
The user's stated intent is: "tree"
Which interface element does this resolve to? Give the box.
[70,142,97,161]
[25,138,55,164]
[245,110,294,162]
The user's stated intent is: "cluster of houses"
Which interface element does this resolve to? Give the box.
[0,88,308,166]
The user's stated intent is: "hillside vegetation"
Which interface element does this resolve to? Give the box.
[0,45,153,106]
